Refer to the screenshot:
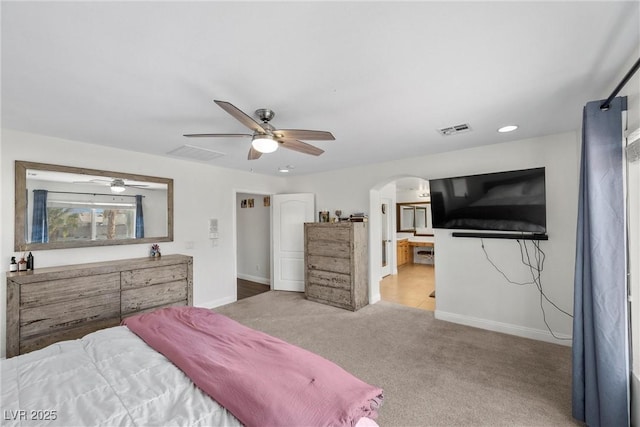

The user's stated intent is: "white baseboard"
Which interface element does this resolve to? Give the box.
[434,310,572,346]
[196,296,237,309]
[369,292,381,304]
[237,273,271,286]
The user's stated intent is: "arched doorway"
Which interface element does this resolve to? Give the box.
[368,176,435,311]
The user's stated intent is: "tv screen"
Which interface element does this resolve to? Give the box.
[429,167,546,233]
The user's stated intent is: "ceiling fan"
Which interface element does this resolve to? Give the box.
[183,100,335,160]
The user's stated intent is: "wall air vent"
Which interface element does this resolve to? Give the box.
[167,144,225,161]
[437,123,472,136]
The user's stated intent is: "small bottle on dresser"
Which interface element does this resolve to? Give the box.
[27,252,34,270]
[9,257,18,272]
[18,256,27,271]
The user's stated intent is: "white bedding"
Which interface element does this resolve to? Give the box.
[2,326,380,427]
[1,326,242,426]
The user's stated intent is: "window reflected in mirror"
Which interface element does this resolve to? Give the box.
[415,207,427,228]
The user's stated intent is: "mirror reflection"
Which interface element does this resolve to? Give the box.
[415,207,427,228]
[400,206,415,231]
[396,202,433,235]
[15,161,173,250]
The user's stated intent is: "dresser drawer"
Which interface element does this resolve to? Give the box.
[20,292,120,339]
[20,273,120,309]
[121,264,188,289]
[121,301,188,320]
[20,317,121,355]
[121,280,188,314]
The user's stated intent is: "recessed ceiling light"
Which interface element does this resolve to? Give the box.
[278,165,294,173]
[498,125,519,133]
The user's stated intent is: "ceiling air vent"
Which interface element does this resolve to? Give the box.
[167,144,225,161]
[437,123,472,136]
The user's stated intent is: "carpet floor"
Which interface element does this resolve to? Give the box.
[215,291,579,426]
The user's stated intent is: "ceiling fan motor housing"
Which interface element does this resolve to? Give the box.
[255,108,275,123]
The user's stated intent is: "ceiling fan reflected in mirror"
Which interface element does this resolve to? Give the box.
[109,179,127,193]
[183,100,335,160]
[74,178,150,193]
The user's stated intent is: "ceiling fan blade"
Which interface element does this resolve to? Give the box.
[214,100,266,134]
[279,138,325,156]
[274,129,335,141]
[183,133,252,138]
[248,146,263,160]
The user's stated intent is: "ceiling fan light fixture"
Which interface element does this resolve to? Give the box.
[111,179,126,193]
[252,134,278,153]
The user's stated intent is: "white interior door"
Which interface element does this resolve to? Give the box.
[272,193,315,292]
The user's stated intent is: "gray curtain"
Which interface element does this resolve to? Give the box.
[572,96,629,426]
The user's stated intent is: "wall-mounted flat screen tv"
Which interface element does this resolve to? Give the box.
[429,167,546,233]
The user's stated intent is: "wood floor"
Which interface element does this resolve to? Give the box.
[380,263,435,311]
[237,278,270,300]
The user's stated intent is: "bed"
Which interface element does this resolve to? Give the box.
[3,256,383,426]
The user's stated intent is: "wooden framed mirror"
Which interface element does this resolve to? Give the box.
[15,161,173,251]
[396,202,433,235]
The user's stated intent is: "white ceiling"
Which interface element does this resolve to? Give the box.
[2,1,639,177]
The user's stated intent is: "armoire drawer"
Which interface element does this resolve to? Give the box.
[305,284,352,309]
[306,269,351,291]
[307,254,351,275]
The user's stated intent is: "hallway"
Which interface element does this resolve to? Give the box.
[380,263,435,311]
[237,278,270,300]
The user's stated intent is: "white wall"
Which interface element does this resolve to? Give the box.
[288,131,580,344]
[1,129,288,357]
[236,192,270,285]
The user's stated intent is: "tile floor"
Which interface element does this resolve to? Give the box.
[380,263,435,311]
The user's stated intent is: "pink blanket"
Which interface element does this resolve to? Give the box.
[123,307,383,427]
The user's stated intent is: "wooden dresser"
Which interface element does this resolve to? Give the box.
[304,222,368,311]
[6,254,192,358]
